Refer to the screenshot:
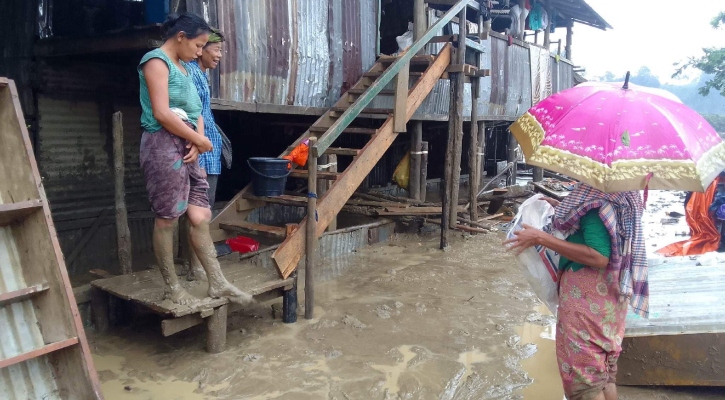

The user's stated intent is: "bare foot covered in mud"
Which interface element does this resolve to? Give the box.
[165,286,199,305]
[208,281,255,305]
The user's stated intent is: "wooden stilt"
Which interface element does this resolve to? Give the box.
[409,121,423,200]
[283,271,298,324]
[305,137,318,320]
[206,304,228,354]
[112,112,132,275]
[90,287,109,333]
[447,7,468,228]
[477,121,486,190]
[508,132,518,185]
[420,141,429,202]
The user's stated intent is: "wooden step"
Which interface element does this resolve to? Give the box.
[378,54,435,65]
[424,0,481,12]
[429,35,486,53]
[347,88,395,96]
[324,147,361,156]
[364,71,425,79]
[0,199,44,227]
[289,170,341,180]
[244,193,309,207]
[0,337,79,369]
[218,221,286,238]
[0,283,50,307]
[309,126,377,135]
[330,107,392,116]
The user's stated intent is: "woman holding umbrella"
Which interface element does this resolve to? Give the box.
[504,74,725,400]
[505,185,645,400]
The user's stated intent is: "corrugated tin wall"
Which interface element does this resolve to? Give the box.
[218,0,377,107]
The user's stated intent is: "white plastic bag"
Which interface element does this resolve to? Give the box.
[506,194,566,315]
[395,22,414,55]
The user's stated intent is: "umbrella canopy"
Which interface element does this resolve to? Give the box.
[510,77,725,192]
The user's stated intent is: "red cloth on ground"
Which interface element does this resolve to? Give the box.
[656,177,723,256]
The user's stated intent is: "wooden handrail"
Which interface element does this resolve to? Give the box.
[310,0,477,158]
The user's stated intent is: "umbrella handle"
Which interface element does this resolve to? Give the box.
[623,71,631,90]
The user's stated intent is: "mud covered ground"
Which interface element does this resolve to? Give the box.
[89,192,723,399]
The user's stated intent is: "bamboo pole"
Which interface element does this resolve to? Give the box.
[112,112,132,275]
[565,22,573,60]
[409,122,422,200]
[305,137,318,320]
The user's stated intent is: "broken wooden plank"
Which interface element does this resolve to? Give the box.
[218,221,286,238]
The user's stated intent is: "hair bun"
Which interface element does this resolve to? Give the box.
[162,13,181,32]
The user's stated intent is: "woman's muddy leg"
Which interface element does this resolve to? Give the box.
[154,217,197,304]
[186,218,207,281]
[187,205,254,305]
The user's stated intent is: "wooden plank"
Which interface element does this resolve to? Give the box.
[324,147,361,156]
[378,206,465,216]
[0,199,43,227]
[430,35,486,53]
[378,54,435,65]
[0,338,79,369]
[348,88,395,96]
[0,283,50,307]
[112,111,132,275]
[310,0,469,157]
[309,126,377,135]
[161,313,204,337]
[446,64,478,75]
[273,44,453,278]
[424,0,480,11]
[289,170,341,180]
[394,63,410,133]
[331,107,392,115]
[218,221,286,238]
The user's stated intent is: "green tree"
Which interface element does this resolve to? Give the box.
[674,12,725,96]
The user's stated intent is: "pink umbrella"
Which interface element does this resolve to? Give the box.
[510,73,725,192]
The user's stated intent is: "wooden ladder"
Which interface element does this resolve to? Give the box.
[211,0,484,279]
[0,78,103,398]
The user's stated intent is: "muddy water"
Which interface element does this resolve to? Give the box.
[90,209,721,399]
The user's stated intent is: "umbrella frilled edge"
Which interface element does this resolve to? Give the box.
[510,112,725,193]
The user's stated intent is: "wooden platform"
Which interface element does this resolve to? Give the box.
[90,257,297,353]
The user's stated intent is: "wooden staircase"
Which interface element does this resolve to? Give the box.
[211,0,486,279]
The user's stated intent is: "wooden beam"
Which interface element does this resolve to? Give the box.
[0,283,50,307]
[393,63,410,133]
[0,199,43,227]
[409,122,423,200]
[273,44,453,278]
[309,126,377,135]
[0,338,79,369]
[305,137,318,319]
[324,147,361,157]
[289,170,341,180]
[161,314,204,337]
[218,221,286,238]
[310,1,470,158]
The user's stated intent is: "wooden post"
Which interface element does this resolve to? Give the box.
[112,112,132,275]
[283,271,298,324]
[469,92,480,225]
[477,121,486,190]
[393,63,409,133]
[543,10,551,47]
[305,137,318,320]
[317,155,337,231]
[441,6,467,249]
[508,131,518,185]
[533,17,547,184]
[420,141,429,202]
[565,22,573,60]
[206,304,228,353]
[448,7,467,227]
[409,122,422,200]
[414,0,427,44]
[90,287,109,333]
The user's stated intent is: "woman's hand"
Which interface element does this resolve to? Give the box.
[503,223,543,255]
[541,197,560,208]
[194,135,213,153]
[184,143,200,163]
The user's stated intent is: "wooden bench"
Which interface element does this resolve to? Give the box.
[90,257,297,353]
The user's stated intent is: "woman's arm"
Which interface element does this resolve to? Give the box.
[143,59,212,153]
[184,114,205,163]
[503,223,610,269]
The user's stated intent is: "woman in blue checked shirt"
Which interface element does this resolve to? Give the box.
[186,28,224,208]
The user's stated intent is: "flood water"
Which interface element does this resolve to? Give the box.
[89,191,724,399]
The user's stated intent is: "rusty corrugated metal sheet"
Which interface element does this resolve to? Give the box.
[218,0,376,108]
[626,257,725,336]
[0,227,61,399]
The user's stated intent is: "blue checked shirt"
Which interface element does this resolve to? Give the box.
[186,61,222,175]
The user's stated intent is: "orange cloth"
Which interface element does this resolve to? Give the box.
[282,141,309,168]
[656,177,723,257]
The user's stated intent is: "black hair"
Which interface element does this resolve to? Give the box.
[162,13,212,41]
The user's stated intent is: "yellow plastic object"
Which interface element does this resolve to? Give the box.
[392,152,411,189]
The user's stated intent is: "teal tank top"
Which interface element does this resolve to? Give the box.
[138,48,202,133]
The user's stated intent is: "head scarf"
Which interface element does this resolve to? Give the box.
[207,28,224,44]
[552,184,649,317]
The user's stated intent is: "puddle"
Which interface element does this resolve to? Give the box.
[457,348,491,381]
[516,305,565,400]
[369,345,418,395]
[94,354,230,400]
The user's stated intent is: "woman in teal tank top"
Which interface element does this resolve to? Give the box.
[138,13,253,307]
